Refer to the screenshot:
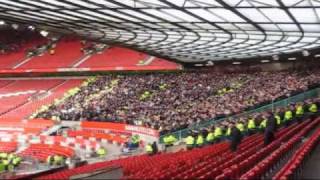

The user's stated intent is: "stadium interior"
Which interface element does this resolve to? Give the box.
[0,0,319,179]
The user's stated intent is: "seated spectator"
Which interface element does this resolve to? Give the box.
[36,70,320,134]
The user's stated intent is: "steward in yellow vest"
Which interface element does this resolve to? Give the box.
[206,131,215,144]
[247,117,256,135]
[308,102,318,120]
[236,122,245,133]
[185,134,195,150]
[145,144,153,155]
[284,109,293,126]
[274,114,282,126]
[259,118,267,131]
[309,103,318,113]
[196,133,204,147]
[295,103,304,123]
[214,126,223,142]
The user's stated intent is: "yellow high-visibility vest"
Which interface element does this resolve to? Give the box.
[309,104,318,113]
[259,119,267,129]
[196,135,204,145]
[145,145,153,153]
[275,115,281,125]
[186,136,195,145]
[214,127,223,137]
[248,119,256,129]
[236,123,245,132]
[206,132,214,142]
[296,106,304,116]
[284,111,293,121]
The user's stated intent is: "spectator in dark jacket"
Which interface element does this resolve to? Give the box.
[230,122,242,152]
[264,112,277,145]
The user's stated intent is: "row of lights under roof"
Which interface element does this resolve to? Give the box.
[0,20,49,37]
[194,50,320,66]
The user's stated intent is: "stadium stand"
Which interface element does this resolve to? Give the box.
[0,33,180,73]
[17,38,83,69]
[1,79,82,119]
[0,142,18,153]
[18,144,74,162]
[37,70,320,134]
[1,1,320,179]
[0,79,82,119]
[0,30,47,69]
[35,117,320,179]
[0,119,54,135]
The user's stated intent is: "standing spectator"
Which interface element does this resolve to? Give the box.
[230,122,242,152]
[264,112,277,146]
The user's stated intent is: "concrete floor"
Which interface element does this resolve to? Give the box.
[300,143,320,179]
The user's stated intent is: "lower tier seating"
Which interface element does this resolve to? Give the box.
[37,118,320,179]
[272,124,320,180]
[0,141,18,153]
[18,144,74,162]
[67,129,128,144]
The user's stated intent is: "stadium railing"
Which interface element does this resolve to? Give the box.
[159,88,320,143]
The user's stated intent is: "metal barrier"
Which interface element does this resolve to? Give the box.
[159,88,319,143]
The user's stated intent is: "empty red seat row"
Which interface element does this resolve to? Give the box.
[19,143,74,162]
[37,118,313,180]
[0,119,54,135]
[1,79,82,119]
[0,141,17,153]
[273,122,320,180]
[240,118,320,180]
[18,39,83,69]
[67,129,128,144]
[0,38,47,69]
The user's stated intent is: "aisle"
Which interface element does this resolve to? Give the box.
[300,142,320,179]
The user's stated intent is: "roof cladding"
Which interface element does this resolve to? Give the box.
[1,0,320,63]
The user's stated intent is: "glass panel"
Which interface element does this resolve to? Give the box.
[260,8,293,22]
[290,8,319,23]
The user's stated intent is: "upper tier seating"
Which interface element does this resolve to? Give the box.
[0,30,47,69]
[77,47,179,70]
[77,47,148,68]
[37,117,319,179]
[0,39,46,69]
[18,39,83,69]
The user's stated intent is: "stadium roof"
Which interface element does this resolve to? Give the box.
[1,0,320,63]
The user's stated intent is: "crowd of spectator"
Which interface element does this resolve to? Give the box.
[36,70,320,134]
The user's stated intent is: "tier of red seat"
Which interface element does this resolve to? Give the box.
[78,47,147,68]
[67,129,128,144]
[237,118,320,179]
[0,141,17,153]
[0,119,54,134]
[37,118,315,179]
[78,47,179,70]
[0,38,179,72]
[18,143,74,162]
[148,58,181,69]
[273,123,320,180]
[0,79,82,119]
[2,79,82,118]
[18,39,83,69]
[0,38,47,69]
[0,79,63,117]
